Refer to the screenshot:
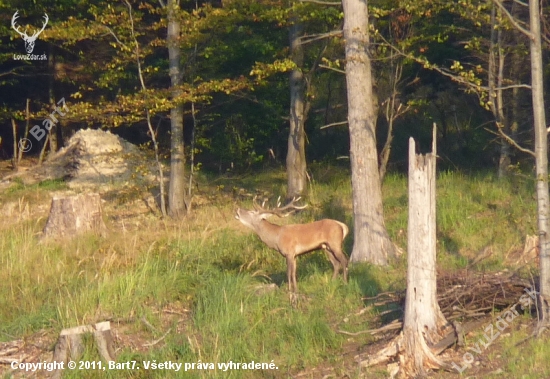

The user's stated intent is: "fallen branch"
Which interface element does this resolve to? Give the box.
[338,319,402,336]
[143,328,172,347]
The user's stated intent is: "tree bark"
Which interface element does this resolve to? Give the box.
[488,4,511,179]
[286,17,308,200]
[52,322,115,379]
[342,0,394,264]
[48,43,58,153]
[528,0,550,330]
[42,193,107,239]
[167,0,186,218]
[401,127,448,376]
[379,60,405,182]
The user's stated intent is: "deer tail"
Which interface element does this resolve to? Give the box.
[335,220,349,240]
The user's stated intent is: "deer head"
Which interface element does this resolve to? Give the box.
[235,196,307,229]
[12,11,49,54]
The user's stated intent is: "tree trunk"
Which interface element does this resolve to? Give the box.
[48,43,58,153]
[342,0,394,264]
[488,4,511,179]
[379,60,404,182]
[42,193,107,239]
[167,0,186,218]
[528,0,550,330]
[401,127,448,376]
[286,17,307,200]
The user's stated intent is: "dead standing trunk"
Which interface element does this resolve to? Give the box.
[401,127,448,376]
[342,0,394,264]
[356,127,450,375]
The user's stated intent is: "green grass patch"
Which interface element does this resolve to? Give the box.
[0,168,546,378]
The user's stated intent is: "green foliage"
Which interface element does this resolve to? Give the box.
[0,0,526,172]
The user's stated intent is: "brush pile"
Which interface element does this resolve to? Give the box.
[358,270,536,338]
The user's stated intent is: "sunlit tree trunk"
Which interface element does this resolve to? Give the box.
[287,17,307,200]
[528,0,550,330]
[167,0,186,217]
[342,0,395,264]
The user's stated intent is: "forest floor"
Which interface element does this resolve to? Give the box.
[0,157,548,378]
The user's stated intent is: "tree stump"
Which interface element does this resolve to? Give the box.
[52,321,115,379]
[42,193,107,239]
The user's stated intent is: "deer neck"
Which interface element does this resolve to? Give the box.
[253,219,281,251]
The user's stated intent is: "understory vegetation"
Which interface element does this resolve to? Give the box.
[0,167,548,378]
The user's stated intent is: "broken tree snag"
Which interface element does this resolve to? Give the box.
[51,322,115,379]
[356,125,451,376]
[401,125,449,376]
[42,193,107,239]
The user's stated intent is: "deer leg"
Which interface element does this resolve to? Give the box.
[326,244,348,283]
[323,248,341,280]
[286,255,297,293]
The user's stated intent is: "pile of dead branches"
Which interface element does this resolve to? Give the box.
[438,269,535,319]
[345,270,536,339]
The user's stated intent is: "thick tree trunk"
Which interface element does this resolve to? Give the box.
[342,0,394,264]
[167,0,186,218]
[401,128,448,376]
[286,18,307,200]
[528,0,550,330]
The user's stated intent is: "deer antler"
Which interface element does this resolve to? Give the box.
[252,196,307,217]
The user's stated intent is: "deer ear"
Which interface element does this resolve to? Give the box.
[260,213,273,220]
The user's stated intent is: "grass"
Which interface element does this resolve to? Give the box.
[0,166,548,378]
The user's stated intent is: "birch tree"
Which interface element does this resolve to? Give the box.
[527,0,550,330]
[494,0,550,330]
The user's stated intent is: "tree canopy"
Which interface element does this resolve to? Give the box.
[0,0,547,173]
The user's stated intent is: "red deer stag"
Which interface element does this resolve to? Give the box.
[235,197,349,293]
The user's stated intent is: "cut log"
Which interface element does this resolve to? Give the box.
[42,193,107,239]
